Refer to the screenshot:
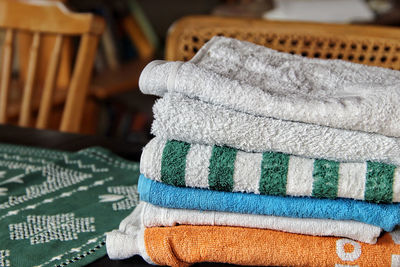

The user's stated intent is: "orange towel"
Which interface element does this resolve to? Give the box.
[144,225,400,267]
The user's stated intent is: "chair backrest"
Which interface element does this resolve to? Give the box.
[0,0,104,132]
[166,15,400,71]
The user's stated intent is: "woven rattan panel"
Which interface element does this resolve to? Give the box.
[166,16,400,70]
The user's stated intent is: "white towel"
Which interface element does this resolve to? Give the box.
[106,204,152,262]
[140,36,400,138]
[152,93,400,165]
[108,202,382,249]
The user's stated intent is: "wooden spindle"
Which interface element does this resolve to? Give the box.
[36,34,63,129]
[0,29,14,123]
[60,33,98,132]
[19,32,40,127]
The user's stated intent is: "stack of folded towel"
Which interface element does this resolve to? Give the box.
[107,36,400,266]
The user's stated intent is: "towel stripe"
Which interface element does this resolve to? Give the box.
[337,162,366,200]
[161,140,191,187]
[286,156,314,196]
[365,162,395,203]
[208,146,237,191]
[312,159,340,199]
[393,168,400,202]
[259,152,289,196]
[141,138,166,182]
[185,144,213,189]
[233,151,263,194]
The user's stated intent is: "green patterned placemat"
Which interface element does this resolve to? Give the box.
[0,144,140,267]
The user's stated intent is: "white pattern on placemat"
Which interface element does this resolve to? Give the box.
[9,213,96,245]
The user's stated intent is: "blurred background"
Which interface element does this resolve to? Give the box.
[1,0,400,146]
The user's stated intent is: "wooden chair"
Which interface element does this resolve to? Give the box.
[166,15,400,71]
[0,0,105,133]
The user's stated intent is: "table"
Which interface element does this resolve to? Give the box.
[0,125,143,162]
[0,125,237,267]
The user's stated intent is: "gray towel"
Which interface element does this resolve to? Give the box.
[140,36,400,137]
[152,93,400,165]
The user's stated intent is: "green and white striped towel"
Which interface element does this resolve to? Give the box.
[140,137,400,204]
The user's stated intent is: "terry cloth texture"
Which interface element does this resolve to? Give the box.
[107,212,400,267]
[141,137,400,203]
[145,225,400,267]
[138,174,400,231]
[130,202,382,244]
[140,36,400,138]
[152,93,400,165]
